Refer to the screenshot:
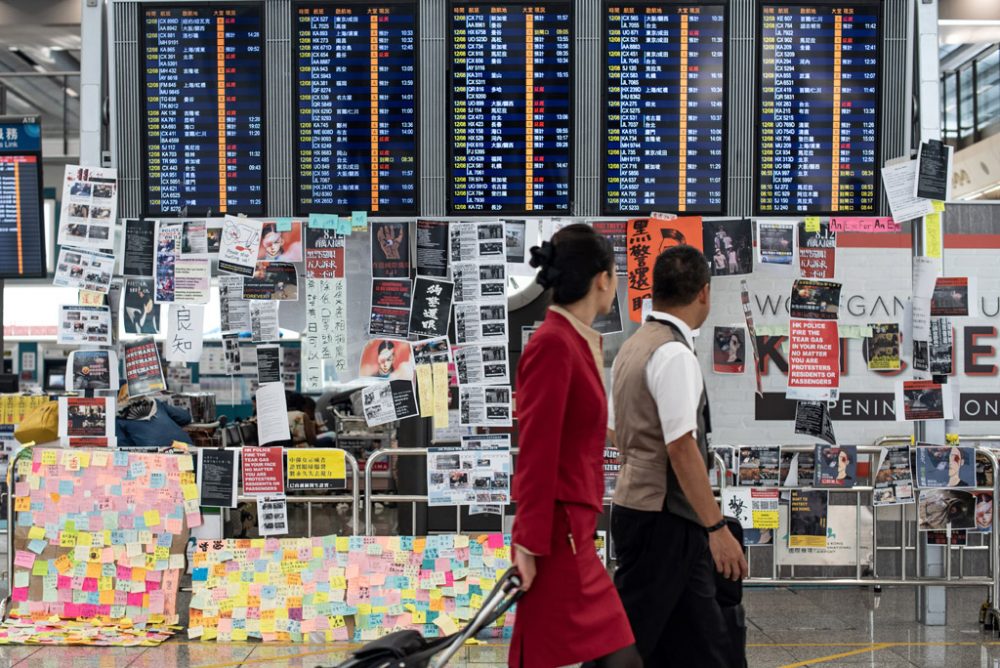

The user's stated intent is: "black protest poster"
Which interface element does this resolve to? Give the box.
[257,345,282,384]
[593,292,623,335]
[794,400,836,446]
[123,219,155,276]
[372,221,411,278]
[789,489,828,548]
[409,277,455,339]
[199,448,238,508]
[915,139,952,201]
[390,379,419,420]
[416,219,449,278]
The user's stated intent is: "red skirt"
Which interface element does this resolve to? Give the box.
[508,503,634,668]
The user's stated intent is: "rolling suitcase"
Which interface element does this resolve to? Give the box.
[715,517,748,668]
[330,568,523,668]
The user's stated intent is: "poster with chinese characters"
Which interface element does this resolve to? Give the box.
[409,277,455,339]
[302,277,348,393]
[164,304,205,363]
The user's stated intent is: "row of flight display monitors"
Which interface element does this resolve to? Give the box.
[141,1,882,217]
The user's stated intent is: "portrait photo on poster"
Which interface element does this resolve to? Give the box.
[258,221,303,263]
[359,339,414,381]
[873,445,915,507]
[712,326,746,374]
[756,221,796,265]
[790,279,842,320]
[814,445,857,488]
[702,219,753,276]
[916,445,976,489]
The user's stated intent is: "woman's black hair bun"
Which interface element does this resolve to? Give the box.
[529,241,561,289]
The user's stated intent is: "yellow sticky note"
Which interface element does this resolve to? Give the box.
[924,213,942,259]
[416,364,433,418]
[144,510,161,528]
[41,450,57,466]
[432,362,449,430]
[27,526,45,541]
[804,216,821,232]
[434,614,459,635]
[53,554,73,574]
[932,199,946,212]
[178,455,194,472]
[92,451,109,467]
[14,496,30,512]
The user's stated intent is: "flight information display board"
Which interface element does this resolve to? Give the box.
[756,3,880,215]
[0,117,45,279]
[141,5,265,216]
[604,2,726,214]
[295,2,418,215]
[449,2,572,214]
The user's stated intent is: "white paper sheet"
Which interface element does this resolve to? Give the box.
[255,381,291,445]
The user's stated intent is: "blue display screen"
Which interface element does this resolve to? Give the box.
[756,3,881,215]
[141,5,266,216]
[0,117,45,279]
[295,2,418,215]
[449,2,572,214]
[604,3,726,214]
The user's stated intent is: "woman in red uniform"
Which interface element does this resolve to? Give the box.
[510,224,640,668]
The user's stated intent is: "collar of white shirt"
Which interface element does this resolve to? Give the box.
[646,311,696,350]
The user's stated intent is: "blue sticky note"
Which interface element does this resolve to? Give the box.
[27,539,47,554]
[114,451,129,468]
[150,472,167,489]
[308,213,337,230]
[276,217,294,232]
[334,217,353,236]
[192,567,208,582]
[58,480,74,496]
[351,210,367,231]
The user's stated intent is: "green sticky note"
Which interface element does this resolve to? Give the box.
[276,218,294,232]
[32,559,49,576]
[336,217,353,236]
[351,211,368,231]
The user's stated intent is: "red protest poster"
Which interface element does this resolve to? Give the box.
[241,447,285,495]
[787,319,840,401]
[626,216,703,322]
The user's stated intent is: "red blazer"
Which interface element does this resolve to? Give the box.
[512,309,607,556]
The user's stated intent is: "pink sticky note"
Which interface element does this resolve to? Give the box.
[13,550,35,570]
[487,534,504,549]
[11,587,27,602]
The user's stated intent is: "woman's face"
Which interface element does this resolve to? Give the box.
[263,232,284,258]
[837,450,849,478]
[949,451,963,480]
[377,348,395,375]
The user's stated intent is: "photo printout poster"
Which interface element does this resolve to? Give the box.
[250,300,280,343]
[371,221,411,278]
[258,221,304,263]
[712,326,746,374]
[164,304,205,363]
[790,279,841,320]
[53,248,116,293]
[814,445,858,488]
[305,227,346,280]
[504,219,527,264]
[931,277,971,317]
[787,319,840,401]
[916,446,975,488]
[592,291,624,335]
[626,216,703,322]
[123,219,155,276]
[369,279,411,338]
[409,277,455,339]
[123,338,166,396]
[154,221,182,302]
[58,304,112,346]
[219,275,251,333]
[929,317,954,375]
[453,261,507,303]
[243,262,299,301]
[362,380,420,427]
[918,489,976,530]
[58,396,115,447]
[702,218,753,277]
[449,221,506,262]
[866,323,901,370]
[798,221,837,279]
[454,302,508,344]
[592,220,628,273]
[241,446,285,495]
[756,221,796,265]
[459,385,512,427]
[67,349,118,392]
[896,380,953,421]
[198,447,238,508]
[873,445,915,506]
[794,400,836,446]
[738,446,780,486]
[124,278,161,335]
[454,344,510,386]
[789,490,829,548]
[218,216,263,276]
[359,339,413,381]
[256,495,289,536]
[416,219,450,277]
[427,434,512,506]
[780,449,815,488]
[58,165,117,250]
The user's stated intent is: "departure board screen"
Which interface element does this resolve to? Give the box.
[0,117,45,279]
[756,3,881,215]
[449,2,572,214]
[141,5,265,216]
[604,2,726,214]
[295,2,418,215]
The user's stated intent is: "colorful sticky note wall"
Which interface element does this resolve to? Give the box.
[10,448,199,626]
[189,534,514,643]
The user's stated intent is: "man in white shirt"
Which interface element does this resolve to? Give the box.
[608,245,747,666]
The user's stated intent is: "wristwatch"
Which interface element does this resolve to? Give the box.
[706,518,728,533]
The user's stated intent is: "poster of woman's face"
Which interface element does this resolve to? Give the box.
[257,223,304,263]
[359,338,413,381]
[712,326,746,374]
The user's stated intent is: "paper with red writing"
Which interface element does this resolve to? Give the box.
[828,217,900,233]
[787,319,840,401]
[241,446,285,495]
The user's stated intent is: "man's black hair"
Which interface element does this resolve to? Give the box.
[652,244,711,308]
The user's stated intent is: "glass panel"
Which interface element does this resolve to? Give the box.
[959,65,976,139]
[976,48,1000,132]
[943,71,958,142]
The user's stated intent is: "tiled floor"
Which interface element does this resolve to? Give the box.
[3,587,1000,667]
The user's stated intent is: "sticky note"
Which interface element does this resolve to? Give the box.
[144,510,161,528]
[351,210,367,231]
[276,218,294,232]
[932,199,946,212]
[804,216,821,233]
[27,539,47,555]
[924,213,942,259]
[308,213,338,230]
[41,450,57,466]
[28,526,45,541]
[14,550,36,569]
[14,496,30,512]
[32,559,48,576]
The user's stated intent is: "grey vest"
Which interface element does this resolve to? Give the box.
[612,318,711,524]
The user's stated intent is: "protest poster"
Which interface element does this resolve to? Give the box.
[790,279,841,320]
[592,291,624,335]
[915,446,975,488]
[256,495,289,536]
[123,278,160,335]
[250,301,280,343]
[828,217,900,233]
[427,434,512,506]
[362,380,420,427]
[459,385,512,428]
[409,277,455,339]
[123,219,155,276]
[58,304,111,346]
[453,261,506,303]
[164,304,205,363]
[873,445,915,506]
[359,339,414,381]
[256,345,282,384]
[866,323,901,370]
[154,221,183,302]
[197,448,238,508]
[592,220,628,273]
[454,302,509,344]
[703,218,752,277]
[787,319,840,401]
[258,221,303,263]
[896,380,952,421]
[218,275,250,333]
[918,488,976,530]
[241,446,285,495]
[929,317,954,375]
[931,277,972,317]
[504,219,527,264]
[302,277,348,391]
[123,338,166,396]
[369,279,412,338]
[722,487,780,530]
[218,216,263,276]
[712,326,746,374]
[626,216,703,322]
[67,349,118,392]
[780,449,815,488]
[926,530,967,545]
[915,138,953,201]
[286,449,347,491]
[756,221,796,265]
[789,489,829,548]
[173,255,211,304]
[304,227,346,280]
[221,334,242,375]
[413,337,452,365]
[740,280,763,395]
[371,221,411,278]
[881,159,935,223]
[778,505,873,565]
[974,492,993,532]
[454,344,509,386]
[58,396,115,448]
[53,248,115,293]
[243,262,298,301]
[57,165,117,250]
[449,221,506,262]
[814,445,857,488]
[794,400,836,446]
[416,219,450,277]
[798,221,836,279]
[738,446,780,486]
